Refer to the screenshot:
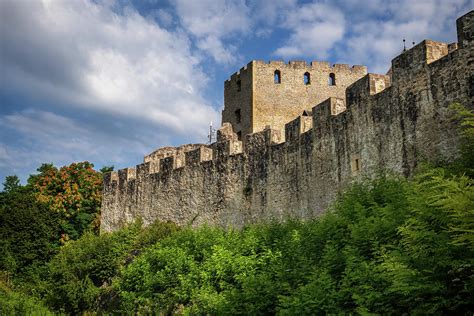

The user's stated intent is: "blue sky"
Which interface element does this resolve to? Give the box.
[0,0,472,183]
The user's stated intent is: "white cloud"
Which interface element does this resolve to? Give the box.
[173,0,251,63]
[196,36,237,64]
[0,0,219,135]
[251,0,298,25]
[274,3,346,59]
[333,0,472,73]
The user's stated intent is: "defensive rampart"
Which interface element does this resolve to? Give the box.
[101,11,473,232]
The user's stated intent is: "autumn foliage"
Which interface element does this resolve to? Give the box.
[30,162,103,241]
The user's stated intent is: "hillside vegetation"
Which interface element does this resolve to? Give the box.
[1,104,473,315]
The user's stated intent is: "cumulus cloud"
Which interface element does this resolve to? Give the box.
[0,0,220,182]
[274,3,346,59]
[0,0,219,134]
[333,0,471,73]
[173,0,251,64]
[271,0,470,72]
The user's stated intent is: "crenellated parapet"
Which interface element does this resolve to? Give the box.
[391,40,450,83]
[185,147,213,166]
[251,60,367,74]
[101,11,473,233]
[285,115,313,143]
[456,10,473,48]
[345,73,391,108]
[213,123,243,159]
[222,57,368,142]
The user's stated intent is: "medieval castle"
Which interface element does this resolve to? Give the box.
[101,11,473,232]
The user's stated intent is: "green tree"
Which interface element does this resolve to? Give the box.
[99,166,114,173]
[2,175,20,193]
[44,221,178,314]
[449,103,474,176]
[0,186,60,275]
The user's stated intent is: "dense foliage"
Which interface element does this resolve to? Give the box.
[113,171,473,314]
[29,162,104,240]
[0,104,472,314]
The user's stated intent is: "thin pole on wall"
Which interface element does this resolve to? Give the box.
[208,122,216,144]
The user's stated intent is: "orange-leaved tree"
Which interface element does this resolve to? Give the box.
[29,162,103,242]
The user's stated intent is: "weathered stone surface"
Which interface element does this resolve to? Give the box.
[222,59,367,142]
[101,11,473,233]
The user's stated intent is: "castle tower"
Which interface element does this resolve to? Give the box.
[222,60,368,141]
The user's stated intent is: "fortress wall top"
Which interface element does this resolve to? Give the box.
[144,146,176,162]
[244,128,282,158]
[212,138,243,160]
[345,74,392,110]
[117,168,136,188]
[129,75,383,185]
[217,122,239,142]
[159,156,175,174]
[223,59,368,142]
[457,10,473,48]
[101,11,473,233]
[185,147,213,166]
[222,62,253,140]
[252,60,367,74]
[250,60,367,136]
[391,40,449,83]
[284,116,313,144]
[144,144,203,163]
[103,171,118,187]
[312,98,333,134]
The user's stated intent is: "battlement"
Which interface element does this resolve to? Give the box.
[225,61,252,85]
[223,57,368,141]
[345,73,391,106]
[101,11,473,232]
[285,115,313,143]
[391,40,449,82]
[457,10,473,48]
[251,60,367,74]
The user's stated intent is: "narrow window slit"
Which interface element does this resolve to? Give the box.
[304,72,311,85]
[235,109,241,124]
[329,73,336,86]
[274,70,281,84]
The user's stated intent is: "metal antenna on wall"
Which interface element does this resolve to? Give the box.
[403,38,406,51]
[208,121,216,144]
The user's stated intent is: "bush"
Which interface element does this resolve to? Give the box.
[0,281,54,315]
[43,220,178,314]
[0,187,60,275]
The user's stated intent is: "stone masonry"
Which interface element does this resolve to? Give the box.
[101,11,473,232]
[222,60,367,142]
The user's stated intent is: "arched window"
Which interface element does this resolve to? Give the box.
[236,80,241,91]
[274,70,281,84]
[328,73,336,86]
[304,72,311,85]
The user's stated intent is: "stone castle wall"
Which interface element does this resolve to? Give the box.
[101,11,473,232]
[222,59,367,142]
[222,64,253,140]
[252,61,367,137]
